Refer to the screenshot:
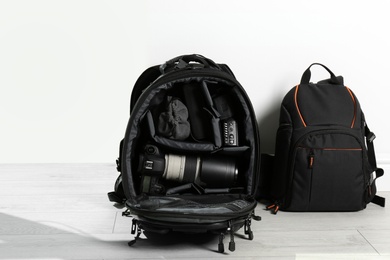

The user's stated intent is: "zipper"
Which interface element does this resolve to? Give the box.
[300,146,363,204]
[308,149,314,202]
[298,146,363,172]
[279,123,292,127]
[308,149,314,169]
[126,199,258,220]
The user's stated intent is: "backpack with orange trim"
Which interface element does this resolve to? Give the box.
[262,63,385,213]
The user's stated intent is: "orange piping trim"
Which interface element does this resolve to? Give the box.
[322,148,362,151]
[298,146,362,151]
[345,86,356,128]
[294,84,307,127]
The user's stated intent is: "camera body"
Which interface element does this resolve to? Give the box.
[138,144,238,195]
[138,144,166,195]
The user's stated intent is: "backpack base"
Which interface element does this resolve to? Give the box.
[125,212,258,253]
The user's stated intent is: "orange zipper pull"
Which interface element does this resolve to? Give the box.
[308,150,314,169]
[266,202,280,214]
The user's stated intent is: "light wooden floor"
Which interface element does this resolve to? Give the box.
[0,164,389,260]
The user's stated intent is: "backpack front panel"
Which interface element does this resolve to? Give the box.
[287,129,366,211]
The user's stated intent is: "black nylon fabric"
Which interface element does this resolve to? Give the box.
[108,55,261,249]
[119,59,260,232]
[298,84,355,127]
[264,63,383,212]
[289,131,365,211]
[130,65,161,114]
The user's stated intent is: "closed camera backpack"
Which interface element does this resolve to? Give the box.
[262,63,385,213]
[108,54,261,253]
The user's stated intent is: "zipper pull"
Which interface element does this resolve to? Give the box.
[308,150,314,169]
[218,233,225,253]
[122,209,131,217]
[266,201,281,214]
[367,183,372,197]
[228,221,236,252]
[245,218,254,240]
[131,218,137,234]
[128,219,142,246]
[251,211,262,221]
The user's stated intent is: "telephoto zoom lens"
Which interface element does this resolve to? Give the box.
[200,157,238,187]
[162,154,237,188]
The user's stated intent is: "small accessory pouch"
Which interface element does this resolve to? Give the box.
[157,97,191,140]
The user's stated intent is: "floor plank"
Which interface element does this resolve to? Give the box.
[359,229,390,255]
[0,212,117,235]
[0,163,116,181]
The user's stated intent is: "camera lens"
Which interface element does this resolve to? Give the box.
[163,154,201,183]
[162,154,237,188]
[200,157,238,188]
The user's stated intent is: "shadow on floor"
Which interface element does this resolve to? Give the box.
[0,213,237,259]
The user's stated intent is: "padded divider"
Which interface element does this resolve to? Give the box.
[217,146,250,155]
[146,110,216,152]
[146,110,156,136]
[211,116,222,148]
[182,80,222,146]
[201,80,223,147]
[229,87,257,195]
[153,136,216,152]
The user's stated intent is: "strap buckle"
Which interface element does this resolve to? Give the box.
[116,158,121,172]
[368,132,376,143]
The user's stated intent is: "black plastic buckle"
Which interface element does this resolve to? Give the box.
[116,158,121,172]
[107,191,122,204]
[159,63,167,74]
[175,59,188,69]
[368,132,376,143]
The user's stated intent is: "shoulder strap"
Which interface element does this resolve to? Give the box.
[107,139,126,204]
[365,124,385,207]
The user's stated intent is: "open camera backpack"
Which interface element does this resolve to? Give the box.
[108,54,261,253]
[262,63,385,213]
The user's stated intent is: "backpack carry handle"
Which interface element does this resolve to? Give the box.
[160,54,220,73]
[300,63,342,85]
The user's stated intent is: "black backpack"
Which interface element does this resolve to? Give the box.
[108,54,261,253]
[262,63,385,213]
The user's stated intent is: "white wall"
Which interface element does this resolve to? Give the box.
[1,1,389,190]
